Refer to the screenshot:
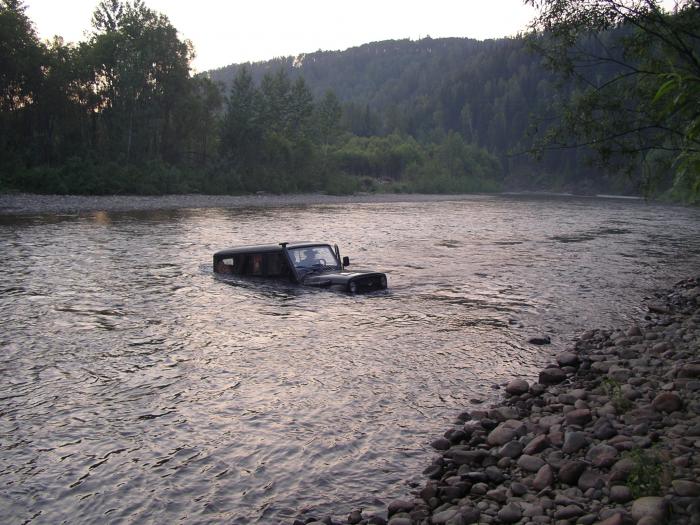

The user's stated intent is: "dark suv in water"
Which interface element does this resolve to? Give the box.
[213,242,388,293]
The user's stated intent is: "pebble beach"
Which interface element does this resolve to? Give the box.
[302,278,700,525]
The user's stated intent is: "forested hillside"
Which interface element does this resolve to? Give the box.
[210,38,592,189]
[209,37,628,194]
[2,0,697,199]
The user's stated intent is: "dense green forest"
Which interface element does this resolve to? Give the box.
[210,37,612,193]
[1,0,698,200]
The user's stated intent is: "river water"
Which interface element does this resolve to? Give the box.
[1,195,699,524]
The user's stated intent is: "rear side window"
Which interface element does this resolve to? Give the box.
[266,253,290,277]
[215,258,235,274]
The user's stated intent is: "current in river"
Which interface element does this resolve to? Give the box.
[1,195,699,524]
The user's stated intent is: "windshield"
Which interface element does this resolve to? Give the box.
[288,245,340,271]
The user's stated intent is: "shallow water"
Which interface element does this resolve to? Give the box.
[1,195,699,524]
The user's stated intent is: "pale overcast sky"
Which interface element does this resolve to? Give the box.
[24,0,538,72]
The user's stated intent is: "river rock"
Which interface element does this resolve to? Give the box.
[497,502,522,523]
[532,464,554,491]
[539,367,567,384]
[557,352,580,367]
[498,440,523,459]
[510,481,528,496]
[431,437,451,450]
[448,449,487,466]
[528,335,551,345]
[592,418,618,439]
[430,507,460,524]
[558,460,587,485]
[627,325,642,337]
[651,392,683,412]
[566,408,592,426]
[459,508,480,524]
[672,479,700,496]
[630,496,668,523]
[489,406,519,421]
[486,420,525,446]
[523,434,549,455]
[608,366,632,382]
[577,469,606,491]
[554,504,584,520]
[609,485,633,503]
[595,512,629,525]
[505,379,529,396]
[388,499,414,516]
[470,482,488,495]
[486,486,508,503]
[677,363,700,378]
[562,431,589,454]
[348,509,363,524]
[586,444,619,468]
[517,454,545,473]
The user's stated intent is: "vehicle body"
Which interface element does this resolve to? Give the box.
[213,242,388,293]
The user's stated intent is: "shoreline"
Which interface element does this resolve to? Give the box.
[306,278,700,525]
[0,193,490,216]
[0,191,656,216]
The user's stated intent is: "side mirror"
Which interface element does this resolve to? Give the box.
[342,256,350,267]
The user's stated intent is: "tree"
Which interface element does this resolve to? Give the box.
[219,66,261,170]
[86,0,193,163]
[288,76,314,138]
[315,90,342,145]
[525,0,700,201]
[0,0,43,111]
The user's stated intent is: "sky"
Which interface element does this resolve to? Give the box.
[24,0,538,73]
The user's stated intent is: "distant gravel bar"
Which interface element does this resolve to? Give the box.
[0,192,482,216]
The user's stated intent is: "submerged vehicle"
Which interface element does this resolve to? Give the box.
[213,242,388,293]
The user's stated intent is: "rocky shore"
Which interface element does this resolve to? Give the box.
[299,278,700,525]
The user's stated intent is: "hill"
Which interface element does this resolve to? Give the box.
[208,36,631,194]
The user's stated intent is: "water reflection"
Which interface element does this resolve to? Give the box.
[1,196,699,524]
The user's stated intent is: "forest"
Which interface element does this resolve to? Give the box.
[1,0,698,201]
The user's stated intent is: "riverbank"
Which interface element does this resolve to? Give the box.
[0,192,491,216]
[0,191,662,216]
[306,278,700,525]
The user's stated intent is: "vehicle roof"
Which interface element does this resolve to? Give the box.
[214,242,331,258]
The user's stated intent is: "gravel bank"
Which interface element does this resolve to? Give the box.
[0,192,482,216]
[302,278,700,525]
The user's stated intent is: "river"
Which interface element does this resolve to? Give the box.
[1,194,698,524]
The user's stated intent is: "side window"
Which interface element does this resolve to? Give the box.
[216,258,234,274]
[249,254,263,276]
[265,253,290,277]
[231,256,243,274]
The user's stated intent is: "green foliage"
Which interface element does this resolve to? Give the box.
[525,0,700,201]
[601,378,633,413]
[624,448,669,498]
[5,0,694,199]
[0,0,43,111]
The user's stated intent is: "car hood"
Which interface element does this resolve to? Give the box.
[302,270,385,286]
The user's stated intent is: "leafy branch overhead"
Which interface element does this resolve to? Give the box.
[524,0,700,201]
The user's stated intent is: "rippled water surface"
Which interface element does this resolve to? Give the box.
[1,195,699,524]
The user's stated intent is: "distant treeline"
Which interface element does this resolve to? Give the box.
[0,0,691,197]
[212,37,636,195]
